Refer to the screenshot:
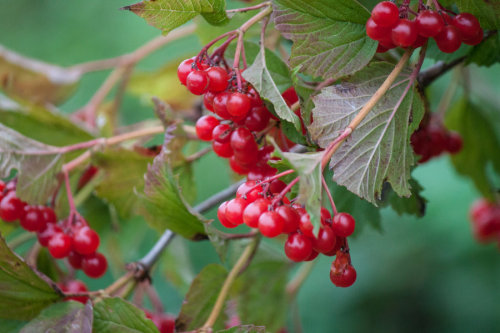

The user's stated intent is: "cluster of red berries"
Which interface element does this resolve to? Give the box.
[0,179,107,279]
[411,120,463,163]
[366,1,483,54]
[218,180,357,287]
[179,58,279,179]
[469,198,500,246]
[58,279,89,304]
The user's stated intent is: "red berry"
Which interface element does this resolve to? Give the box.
[218,201,237,229]
[284,233,313,262]
[213,92,232,119]
[371,1,399,28]
[276,205,300,234]
[230,127,258,153]
[48,232,72,259]
[186,70,209,95]
[282,87,299,106]
[206,67,229,93]
[452,13,481,39]
[225,198,248,226]
[312,225,336,254]
[20,205,46,232]
[332,212,355,237]
[434,25,462,53]
[42,207,57,224]
[203,91,216,112]
[298,211,314,237]
[37,223,62,247]
[82,252,108,278]
[177,59,194,85]
[72,226,100,255]
[0,180,5,193]
[258,211,285,238]
[412,35,428,48]
[0,191,25,222]
[470,198,493,222]
[376,43,389,53]
[320,207,331,222]
[330,261,357,288]
[148,313,176,333]
[236,181,262,203]
[195,115,220,141]
[324,236,345,256]
[212,124,232,143]
[227,92,252,117]
[243,198,270,228]
[392,19,418,47]
[229,156,250,175]
[445,132,463,154]
[416,10,444,37]
[68,251,84,269]
[463,28,483,46]
[366,17,392,42]
[244,106,271,132]
[60,280,89,304]
[212,141,233,158]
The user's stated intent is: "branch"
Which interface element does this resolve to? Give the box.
[417,56,466,87]
[286,261,315,298]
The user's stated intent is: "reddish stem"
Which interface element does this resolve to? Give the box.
[243,169,296,196]
[226,2,271,14]
[321,174,337,215]
[271,176,300,206]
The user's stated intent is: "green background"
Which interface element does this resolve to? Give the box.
[0,1,499,332]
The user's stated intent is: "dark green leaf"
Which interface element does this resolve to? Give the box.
[0,319,26,332]
[123,0,228,34]
[36,247,60,282]
[378,178,427,218]
[273,0,376,80]
[93,297,158,333]
[467,33,500,67]
[20,301,92,333]
[445,98,500,200]
[0,234,61,320]
[176,264,228,331]
[309,62,425,204]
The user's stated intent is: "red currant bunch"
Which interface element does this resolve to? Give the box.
[469,198,500,245]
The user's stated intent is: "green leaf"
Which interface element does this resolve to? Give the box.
[242,48,300,130]
[36,248,60,282]
[440,0,500,30]
[467,33,500,67]
[122,0,228,34]
[176,264,228,331]
[445,98,500,200]
[92,149,153,219]
[0,123,63,205]
[160,237,195,294]
[0,319,26,333]
[20,301,92,333]
[217,325,266,333]
[140,126,208,240]
[273,0,377,80]
[378,178,427,218]
[0,234,61,320]
[0,46,80,105]
[309,62,425,204]
[93,297,158,333]
[235,261,288,332]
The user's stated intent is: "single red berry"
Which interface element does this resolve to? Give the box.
[330,261,357,288]
[229,156,250,175]
[213,92,232,119]
[445,132,463,154]
[392,19,418,47]
[225,198,248,226]
[462,28,483,46]
[247,87,263,107]
[371,1,399,28]
[244,106,271,132]
[305,250,319,261]
[82,252,108,278]
[412,35,428,48]
[470,198,493,222]
[72,226,100,255]
[227,92,252,117]
[269,180,287,195]
[20,205,46,232]
[41,206,57,224]
[452,13,481,39]
[312,225,336,254]
[212,124,232,143]
[186,70,209,95]
[48,232,72,259]
[0,180,5,193]
[60,280,89,304]
[68,251,84,269]
[434,25,462,53]
[203,91,216,112]
[148,313,176,333]
[471,208,500,242]
[416,10,444,37]
[258,211,285,238]
[236,181,262,203]
[324,236,345,256]
[320,207,331,222]
[206,67,229,93]
[298,212,314,237]
[218,201,237,229]
[212,141,233,158]
[276,205,300,234]
[0,191,26,222]
[37,223,62,247]
[332,212,355,237]
[230,127,258,153]
[195,115,220,141]
[177,59,194,85]
[284,233,313,262]
[366,17,392,43]
[243,198,270,228]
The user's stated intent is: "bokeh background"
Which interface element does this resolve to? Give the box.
[1,1,499,332]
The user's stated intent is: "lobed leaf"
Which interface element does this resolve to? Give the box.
[309,62,425,204]
[273,0,377,80]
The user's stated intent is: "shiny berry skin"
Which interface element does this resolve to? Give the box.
[0,180,5,193]
[72,226,100,255]
[203,91,216,112]
[463,28,483,46]
[0,191,26,222]
[48,232,72,259]
[470,199,493,222]
[330,261,357,288]
[243,198,270,228]
[225,198,248,226]
[312,225,336,254]
[320,207,331,222]
[37,223,63,247]
[230,127,258,153]
[276,205,300,234]
[177,59,194,85]
[229,156,250,175]
[186,70,209,95]
[213,92,232,119]
[332,212,355,237]
[42,207,57,224]
[20,205,46,232]
[212,140,233,158]
[371,1,399,28]
[434,25,462,53]
[206,67,229,93]
[244,106,270,132]
[392,19,418,47]
[195,115,220,141]
[284,233,313,262]
[147,313,176,333]
[269,179,286,195]
[324,236,345,256]
[298,212,314,237]
[82,252,108,278]
[68,251,84,269]
[236,181,262,203]
[416,10,444,37]
[366,17,392,42]
[60,280,89,304]
[212,124,232,143]
[227,92,252,117]
[258,211,285,238]
[452,13,481,39]
[218,201,237,228]
[412,35,428,48]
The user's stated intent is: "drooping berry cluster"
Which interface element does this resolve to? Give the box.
[218,180,357,287]
[0,179,107,279]
[411,120,462,163]
[469,198,500,246]
[366,1,483,54]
